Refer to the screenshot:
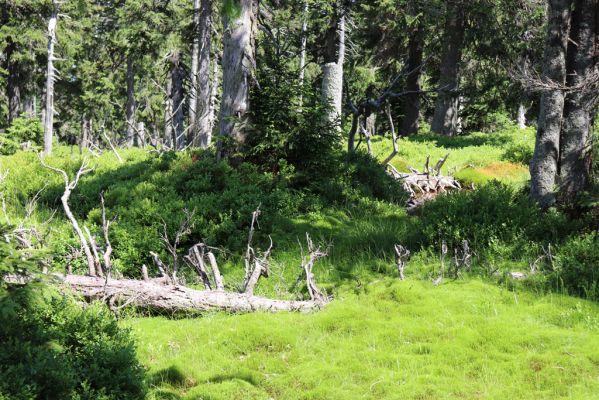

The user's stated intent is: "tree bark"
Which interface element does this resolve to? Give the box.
[530,0,572,208]
[431,0,465,136]
[125,56,136,147]
[517,103,527,129]
[558,0,597,202]
[298,1,309,107]
[169,52,186,150]
[6,42,22,124]
[190,0,213,148]
[164,76,174,148]
[218,0,257,158]
[321,11,345,130]
[61,275,324,313]
[400,5,424,136]
[44,2,59,155]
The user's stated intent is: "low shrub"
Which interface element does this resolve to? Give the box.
[553,232,599,301]
[409,181,574,256]
[0,224,145,399]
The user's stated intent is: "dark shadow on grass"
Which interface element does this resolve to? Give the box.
[405,132,515,149]
[150,365,197,389]
[205,372,258,386]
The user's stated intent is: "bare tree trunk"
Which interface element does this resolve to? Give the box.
[558,0,597,202]
[321,11,345,130]
[44,2,59,155]
[517,103,527,129]
[170,51,186,150]
[6,43,22,124]
[530,0,572,208]
[60,275,323,313]
[188,0,201,145]
[207,57,219,143]
[164,77,174,148]
[218,0,257,158]
[80,114,91,150]
[400,5,424,136]
[431,0,465,136]
[125,56,136,147]
[190,0,213,148]
[298,1,309,107]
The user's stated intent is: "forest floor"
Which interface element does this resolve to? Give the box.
[123,126,598,399]
[2,125,598,399]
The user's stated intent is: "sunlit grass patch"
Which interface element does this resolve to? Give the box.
[131,279,599,400]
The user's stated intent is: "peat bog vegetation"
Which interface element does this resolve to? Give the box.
[3,0,599,398]
[3,126,599,399]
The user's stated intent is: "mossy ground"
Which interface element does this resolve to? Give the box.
[124,126,598,399]
[130,279,599,400]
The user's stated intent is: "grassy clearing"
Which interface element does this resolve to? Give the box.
[370,126,534,186]
[129,279,599,400]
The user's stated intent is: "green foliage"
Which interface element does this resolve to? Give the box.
[554,233,599,301]
[409,182,574,256]
[0,288,145,399]
[0,223,145,399]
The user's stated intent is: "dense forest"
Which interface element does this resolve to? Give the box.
[1,0,599,399]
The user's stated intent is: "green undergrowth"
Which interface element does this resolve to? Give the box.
[370,126,534,186]
[129,279,599,400]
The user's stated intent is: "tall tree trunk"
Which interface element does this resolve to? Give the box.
[207,56,219,144]
[164,76,174,148]
[170,51,186,150]
[218,0,257,158]
[321,11,345,130]
[400,5,424,136]
[558,0,597,202]
[196,0,213,148]
[530,0,572,208]
[298,1,309,107]
[431,0,465,136]
[44,2,58,155]
[517,103,527,129]
[188,0,201,145]
[6,43,22,124]
[125,56,136,147]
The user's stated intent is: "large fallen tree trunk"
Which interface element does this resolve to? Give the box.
[61,275,323,313]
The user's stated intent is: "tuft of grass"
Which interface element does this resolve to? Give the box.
[129,279,599,400]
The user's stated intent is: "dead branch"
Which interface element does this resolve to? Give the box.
[394,244,410,280]
[38,154,98,276]
[159,208,195,283]
[300,234,328,302]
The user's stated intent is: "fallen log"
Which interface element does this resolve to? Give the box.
[2,274,324,313]
[386,154,462,210]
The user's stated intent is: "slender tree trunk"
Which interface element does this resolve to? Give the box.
[530,0,572,208]
[321,11,345,130]
[218,0,257,158]
[170,51,186,150]
[207,56,219,144]
[517,103,527,129]
[298,1,309,107]
[164,76,174,148]
[6,43,22,124]
[558,0,597,202]
[431,0,465,136]
[400,5,424,136]
[196,0,213,148]
[188,0,201,145]
[125,56,136,147]
[80,114,91,150]
[44,3,59,155]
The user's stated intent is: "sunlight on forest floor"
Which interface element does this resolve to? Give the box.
[128,279,599,400]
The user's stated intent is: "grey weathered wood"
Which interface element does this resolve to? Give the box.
[44,1,59,155]
[530,0,572,208]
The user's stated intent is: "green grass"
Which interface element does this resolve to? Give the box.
[129,279,599,399]
[370,126,534,186]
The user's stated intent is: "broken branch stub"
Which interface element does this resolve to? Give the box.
[394,244,410,280]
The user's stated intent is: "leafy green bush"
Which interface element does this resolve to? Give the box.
[409,181,574,256]
[0,223,145,399]
[503,141,534,165]
[553,233,599,300]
